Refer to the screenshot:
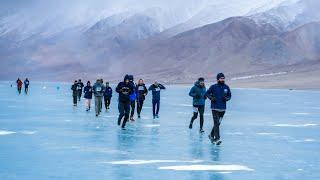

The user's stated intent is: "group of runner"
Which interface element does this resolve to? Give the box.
[71,73,231,145]
[15,78,30,94]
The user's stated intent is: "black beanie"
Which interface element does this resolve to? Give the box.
[217,73,225,80]
[124,74,130,81]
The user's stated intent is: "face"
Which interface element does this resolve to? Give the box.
[139,79,144,84]
[199,81,205,86]
[154,82,159,86]
[218,77,225,83]
[87,82,90,86]
[125,79,129,84]
[106,83,109,87]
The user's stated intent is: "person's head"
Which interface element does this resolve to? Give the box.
[128,75,134,82]
[105,82,109,87]
[87,81,90,86]
[216,73,225,84]
[100,79,103,83]
[154,81,159,86]
[26,78,28,80]
[96,79,100,83]
[138,79,144,85]
[78,79,81,82]
[124,74,130,84]
[198,77,205,87]
[74,80,78,84]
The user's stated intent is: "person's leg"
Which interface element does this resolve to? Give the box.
[213,110,222,140]
[118,102,125,125]
[156,101,160,116]
[189,106,198,129]
[152,100,156,118]
[130,101,135,119]
[73,96,77,106]
[104,97,108,110]
[88,99,91,110]
[95,97,99,115]
[99,97,102,113]
[137,100,144,117]
[122,102,130,128]
[107,98,111,109]
[77,91,81,101]
[199,106,205,131]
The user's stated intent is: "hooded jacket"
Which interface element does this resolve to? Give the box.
[136,83,148,101]
[71,84,78,96]
[205,83,231,110]
[84,85,93,99]
[189,81,207,106]
[116,76,135,103]
[148,84,165,101]
[104,86,113,98]
[93,82,105,97]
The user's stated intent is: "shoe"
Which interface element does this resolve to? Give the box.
[216,140,222,145]
[138,115,141,119]
[189,123,193,129]
[156,114,159,118]
[199,129,205,133]
[118,120,121,126]
[208,135,215,144]
[96,114,98,117]
[153,116,156,119]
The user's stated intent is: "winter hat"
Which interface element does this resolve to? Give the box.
[124,74,130,81]
[216,73,225,80]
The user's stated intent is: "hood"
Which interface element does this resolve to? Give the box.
[195,81,205,88]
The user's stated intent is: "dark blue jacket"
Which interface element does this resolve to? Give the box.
[136,84,148,101]
[83,85,93,99]
[116,82,135,103]
[205,83,231,110]
[189,81,206,106]
[104,87,113,98]
[71,84,78,96]
[77,82,84,91]
[24,80,30,87]
[148,84,165,101]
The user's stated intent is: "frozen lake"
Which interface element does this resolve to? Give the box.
[0,82,319,179]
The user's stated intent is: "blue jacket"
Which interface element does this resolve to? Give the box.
[205,83,231,110]
[104,87,113,98]
[24,80,30,87]
[83,85,93,99]
[93,82,105,97]
[136,84,148,101]
[189,81,206,106]
[148,84,165,101]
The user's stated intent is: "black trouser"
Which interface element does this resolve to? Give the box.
[118,101,130,128]
[73,95,77,105]
[25,86,29,94]
[210,110,225,141]
[190,105,205,130]
[137,99,144,116]
[77,90,82,101]
[104,97,111,109]
[152,99,160,116]
[17,87,22,94]
[130,100,135,118]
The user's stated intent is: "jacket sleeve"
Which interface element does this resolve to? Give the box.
[148,85,153,91]
[116,83,121,93]
[225,86,232,101]
[205,86,214,100]
[110,88,113,97]
[144,86,148,95]
[189,86,196,97]
[159,84,166,89]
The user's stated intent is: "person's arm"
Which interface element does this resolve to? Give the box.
[205,86,215,101]
[225,86,232,101]
[144,85,148,95]
[116,83,121,93]
[189,86,196,97]
[148,85,153,91]
[159,84,166,90]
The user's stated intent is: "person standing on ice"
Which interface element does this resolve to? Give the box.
[103,82,113,110]
[71,80,78,106]
[77,79,84,101]
[128,75,137,121]
[93,79,105,117]
[148,81,166,119]
[83,81,93,111]
[24,78,30,94]
[136,79,148,119]
[206,73,231,145]
[189,77,207,133]
[16,78,23,94]
[116,75,135,129]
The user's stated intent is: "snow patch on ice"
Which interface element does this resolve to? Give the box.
[273,124,317,127]
[226,132,244,135]
[107,160,203,165]
[143,124,160,128]
[159,165,254,171]
[20,131,37,135]
[174,104,192,107]
[0,130,16,135]
[292,139,316,143]
[292,112,311,115]
[257,132,279,135]
[231,72,287,80]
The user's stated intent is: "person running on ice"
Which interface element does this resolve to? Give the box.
[103,82,113,110]
[77,79,84,101]
[71,80,78,106]
[189,77,207,133]
[136,79,148,119]
[148,81,166,119]
[116,75,135,129]
[206,73,231,145]
[93,79,105,116]
[84,81,93,111]
[24,78,30,94]
[128,75,137,121]
[16,78,23,94]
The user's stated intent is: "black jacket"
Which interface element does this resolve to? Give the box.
[116,82,135,102]
[136,84,148,101]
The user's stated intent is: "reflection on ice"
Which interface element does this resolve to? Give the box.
[107,159,203,165]
[273,124,317,127]
[158,165,254,171]
[0,130,16,135]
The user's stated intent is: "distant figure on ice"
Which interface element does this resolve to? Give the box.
[189,77,207,133]
[71,80,78,106]
[136,79,148,119]
[128,75,137,121]
[84,81,93,111]
[24,78,30,94]
[77,79,84,101]
[116,75,135,129]
[103,82,113,110]
[206,73,231,145]
[148,81,166,119]
[93,79,105,117]
[16,78,23,94]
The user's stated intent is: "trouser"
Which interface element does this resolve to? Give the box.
[152,99,160,116]
[85,99,91,110]
[73,95,77,105]
[77,90,82,101]
[25,86,29,94]
[104,97,111,109]
[137,99,144,116]
[130,100,135,118]
[210,110,225,141]
[17,87,22,94]
[118,101,130,128]
[190,105,205,130]
[95,96,103,115]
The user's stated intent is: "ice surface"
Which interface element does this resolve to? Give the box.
[0,82,320,179]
